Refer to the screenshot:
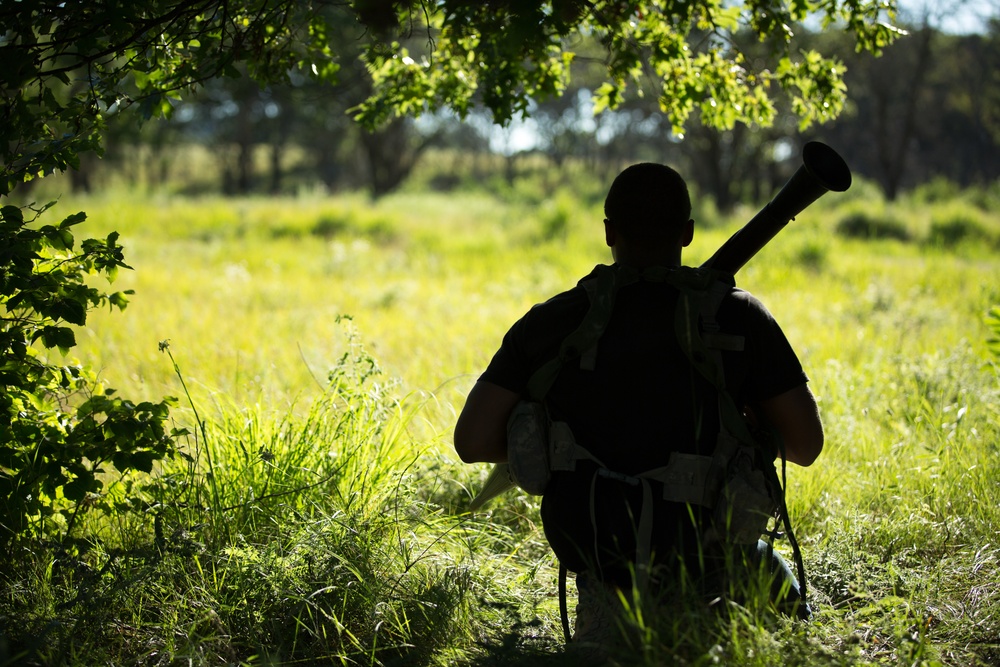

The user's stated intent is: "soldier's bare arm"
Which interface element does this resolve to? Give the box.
[758,384,824,466]
[454,380,522,463]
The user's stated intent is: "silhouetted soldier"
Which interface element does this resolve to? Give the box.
[456,163,824,659]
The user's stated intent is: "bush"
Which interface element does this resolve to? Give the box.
[835,209,912,242]
[310,214,351,238]
[794,237,829,271]
[912,176,962,204]
[306,208,398,245]
[965,182,1000,212]
[537,193,573,241]
[0,204,180,548]
[927,203,998,248]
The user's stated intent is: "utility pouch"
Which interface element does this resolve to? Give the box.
[714,445,778,544]
[659,452,718,506]
[548,421,579,472]
[506,400,550,495]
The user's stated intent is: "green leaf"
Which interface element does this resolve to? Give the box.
[130,451,156,474]
[53,299,87,326]
[59,212,87,228]
[63,473,95,501]
[1,206,24,226]
[112,450,157,474]
[111,451,130,473]
[713,6,741,31]
[108,291,130,310]
[40,326,76,351]
[986,306,1000,359]
[592,82,620,115]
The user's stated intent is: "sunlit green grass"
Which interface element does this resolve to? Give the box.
[4,177,999,665]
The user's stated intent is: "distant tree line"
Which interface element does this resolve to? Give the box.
[65,18,999,209]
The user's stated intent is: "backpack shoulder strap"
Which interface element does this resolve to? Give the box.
[526,264,639,400]
[672,267,808,603]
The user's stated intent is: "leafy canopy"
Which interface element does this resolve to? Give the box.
[1,0,339,195]
[354,0,903,133]
[1,0,903,194]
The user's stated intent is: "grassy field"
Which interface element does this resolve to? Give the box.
[2,174,999,666]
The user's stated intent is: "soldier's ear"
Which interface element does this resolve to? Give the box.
[604,218,617,248]
[681,219,694,247]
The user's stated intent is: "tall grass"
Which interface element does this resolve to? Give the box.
[2,176,999,665]
[4,324,487,665]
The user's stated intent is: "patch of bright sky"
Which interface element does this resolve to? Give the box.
[491,120,542,156]
[898,0,995,33]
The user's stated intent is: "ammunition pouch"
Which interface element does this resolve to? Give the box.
[713,443,779,544]
[506,400,551,496]
[507,401,605,496]
[509,397,777,548]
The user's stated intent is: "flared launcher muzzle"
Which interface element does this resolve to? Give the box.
[701,141,852,275]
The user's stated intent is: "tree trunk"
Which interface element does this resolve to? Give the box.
[269,141,284,194]
[360,118,435,198]
[874,24,934,200]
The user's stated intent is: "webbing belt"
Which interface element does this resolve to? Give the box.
[552,419,740,596]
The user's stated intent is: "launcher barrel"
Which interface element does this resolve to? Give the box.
[701,141,852,274]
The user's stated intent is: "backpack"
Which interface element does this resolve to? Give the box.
[473,263,806,641]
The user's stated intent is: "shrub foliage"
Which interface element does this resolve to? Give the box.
[0,202,181,545]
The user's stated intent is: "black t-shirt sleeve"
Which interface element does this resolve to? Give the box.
[478,319,532,393]
[727,289,809,402]
[479,287,590,394]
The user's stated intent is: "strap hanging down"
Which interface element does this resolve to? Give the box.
[675,276,808,604]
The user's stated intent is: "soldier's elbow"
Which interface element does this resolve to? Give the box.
[453,423,477,463]
[788,427,824,467]
[455,443,479,465]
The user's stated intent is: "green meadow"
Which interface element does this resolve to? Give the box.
[3,172,1000,666]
